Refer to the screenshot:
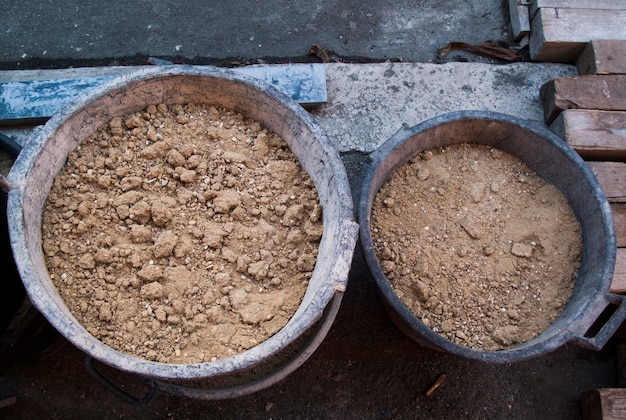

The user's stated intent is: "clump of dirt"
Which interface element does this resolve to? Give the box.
[371,143,582,351]
[42,103,322,364]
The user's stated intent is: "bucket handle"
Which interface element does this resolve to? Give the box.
[571,293,626,351]
[85,289,344,403]
[84,356,159,406]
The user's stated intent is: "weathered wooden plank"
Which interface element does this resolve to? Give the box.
[587,161,626,203]
[0,64,327,125]
[530,8,626,63]
[611,249,626,294]
[549,109,626,159]
[540,76,626,124]
[530,0,626,19]
[614,204,626,248]
[577,40,626,75]
[508,0,530,41]
[610,248,626,295]
[581,388,626,420]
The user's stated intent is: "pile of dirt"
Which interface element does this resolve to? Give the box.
[371,143,582,351]
[41,103,322,364]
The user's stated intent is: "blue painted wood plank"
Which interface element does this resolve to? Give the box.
[0,64,327,125]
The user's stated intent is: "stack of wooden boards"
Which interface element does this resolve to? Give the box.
[541,39,626,420]
[508,0,626,62]
[540,39,626,296]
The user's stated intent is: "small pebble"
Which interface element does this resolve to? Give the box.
[511,242,533,258]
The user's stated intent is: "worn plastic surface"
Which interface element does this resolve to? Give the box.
[359,110,622,363]
[6,66,358,386]
[0,64,327,124]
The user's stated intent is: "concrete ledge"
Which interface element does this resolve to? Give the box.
[0,62,577,153]
[314,62,577,152]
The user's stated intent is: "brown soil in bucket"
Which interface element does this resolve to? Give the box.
[41,103,322,364]
[371,143,582,351]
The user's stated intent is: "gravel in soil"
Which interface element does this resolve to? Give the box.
[371,143,582,351]
[41,103,322,364]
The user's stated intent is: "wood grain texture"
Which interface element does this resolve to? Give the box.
[509,0,530,41]
[576,40,626,75]
[610,249,626,294]
[587,161,626,203]
[530,0,626,18]
[549,109,626,159]
[611,252,626,294]
[540,76,626,124]
[613,204,626,248]
[530,8,626,63]
[581,388,626,420]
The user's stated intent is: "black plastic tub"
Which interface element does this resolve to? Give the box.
[358,110,625,363]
